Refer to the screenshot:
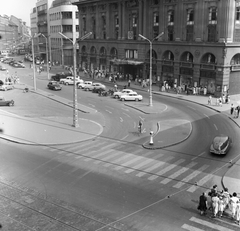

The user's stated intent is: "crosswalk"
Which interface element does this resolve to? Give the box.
[42,139,220,193]
[182,216,239,231]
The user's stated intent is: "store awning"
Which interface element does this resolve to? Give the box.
[110,58,143,65]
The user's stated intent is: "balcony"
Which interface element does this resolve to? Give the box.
[38,9,47,16]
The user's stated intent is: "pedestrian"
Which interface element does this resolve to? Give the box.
[236,201,240,225]
[208,95,212,105]
[198,192,208,215]
[229,192,239,220]
[218,196,224,217]
[237,106,240,118]
[234,107,238,118]
[128,79,131,87]
[230,104,234,115]
[216,98,219,106]
[222,188,230,211]
[211,193,219,217]
[219,97,222,107]
[114,84,118,91]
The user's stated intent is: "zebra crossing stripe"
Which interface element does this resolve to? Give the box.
[115,156,143,170]
[136,156,174,177]
[181,224,203,231]
[189,217,235,231]
[187,173,213,193]
[125,158,155,173]
[160,162,197,185]
[103,153,131,167]
[84,149,113,162]
[148,159,185,181]
[100,151,123,162]
[173,164,209,188]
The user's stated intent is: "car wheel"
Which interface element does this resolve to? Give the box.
[121,98,125,101]
[135,98,139,101]
[114,95,118,99]
[86,88,89,91]
[65,82,68,85]
[9,100,14,106]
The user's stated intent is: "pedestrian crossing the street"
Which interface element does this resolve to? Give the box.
[181,216,238,231]
[43,139,219,193]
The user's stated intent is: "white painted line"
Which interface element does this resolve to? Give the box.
[103,153,132,167]
[181,224,203,231]
[101,151,123,162]
[160,162,197,185]
[88,104,95,107]
[120,134,129,140]
[136,156,174,177]
[115,156,143,170]
[190,217,234,231]
[204,114,210,119]
[93,150,114,164]
[148,159,185,181]
[105,109,112,114]
[187,173,213,193]
[125,158,154,173]
[120,117,123,122]
[214,124,218,130]
[75,156,83,159]
[173,165,209,188]
[121,108,129,112]
[191,152,205,161]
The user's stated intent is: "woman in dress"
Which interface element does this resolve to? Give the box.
[198,192,208,215]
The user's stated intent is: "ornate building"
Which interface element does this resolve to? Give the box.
[74,0,240,97]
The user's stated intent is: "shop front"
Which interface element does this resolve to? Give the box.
[199,67,216,94]
[161,61,174,87]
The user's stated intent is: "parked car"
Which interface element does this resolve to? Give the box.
[210,135,232,155]
[13,62,25,68]
[84,82,106,91]
[0,97,14,106]
[113,89,135,99]
[51,72,71,81]
[78,81,93,89]
[62,76,83,85]
[0,82,14,91]
[47,81,62,91]
[0,65,7,71]
[120,92,143,101]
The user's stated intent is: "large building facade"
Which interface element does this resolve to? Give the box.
[74,0,240,97]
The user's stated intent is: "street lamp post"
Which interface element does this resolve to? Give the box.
[139,32,164,107]
[24,33,41,91]
[59,32,92,128]
[40,34,50,80]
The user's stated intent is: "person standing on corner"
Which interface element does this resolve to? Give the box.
[230,104,234,115]
[128,79,131,87]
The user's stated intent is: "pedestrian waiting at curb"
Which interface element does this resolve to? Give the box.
[208,95,212,105]
[230,104,234,115]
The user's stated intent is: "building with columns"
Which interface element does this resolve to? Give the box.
[73,0,240,97]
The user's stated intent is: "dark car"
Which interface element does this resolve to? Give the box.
[210,135,232,155]
[0,65,7,71]
[0,97,14,106]
[51,72,72,81]
[47,81,62,91]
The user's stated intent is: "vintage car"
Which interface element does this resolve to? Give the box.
[210,135,232,155]
[0,82,14,91]
[120,92,143,101]
[0,97,14,106]
[47,81,62,91]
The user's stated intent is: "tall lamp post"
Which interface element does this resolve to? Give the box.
[40,33,50,80]
[24,33,41,91]
[139,32,164,107]
[59,31,92,128]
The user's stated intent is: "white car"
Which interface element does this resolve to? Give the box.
[59,76,73,84]
[0,82,14,91]
[113,89,135,98]
[120,92,143,101]
[60,76,83,85]
[78,81,93,89]
[84,82,106,91]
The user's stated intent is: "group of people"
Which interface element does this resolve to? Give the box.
[230,104,240,118]
[198,185,240,224]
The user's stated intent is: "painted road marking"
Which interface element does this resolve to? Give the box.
[125,158,155,173]
[181,224,203,231]
[85,149,113,162]
[136,156,174,177]
[173,164,209,188]
[148,159,185,181]
[160,162,197,184]
[115,156,143,170]
[189,217,234,231]
[187,173,214,193]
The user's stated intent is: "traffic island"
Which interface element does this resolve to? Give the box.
[143,119,192,149]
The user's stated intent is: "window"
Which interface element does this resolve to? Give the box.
[186,25,194,42]
[153,12,159,26]
[168,10,174,25]
[115,15,119,27]
[62,25,72,32]
[125,49,138,59]
[236,7,240,22]
[76,25,79,32]
[83,16,86,32]
[76,12,79,19]
[62,12,72,19]
[187,9,194,25]
[168,26,174,41]
[209,7,217,24]
[208,25,217,42]
[133,14,137,27]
